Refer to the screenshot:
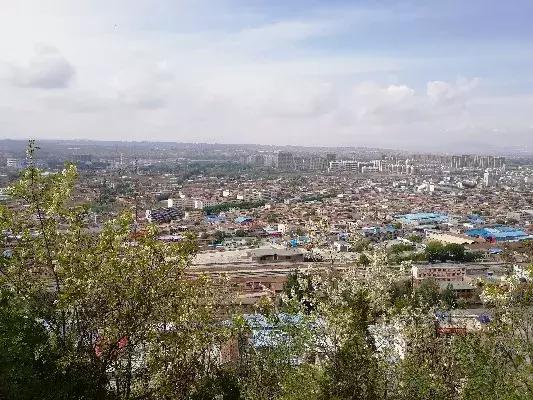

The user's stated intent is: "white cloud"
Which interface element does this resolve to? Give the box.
[427,77,480,104]
[9,44,75,89]
[0,1,531,150]
[111,62,175,110]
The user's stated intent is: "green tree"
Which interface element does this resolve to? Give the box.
[0,142,230,399]
[351,238,371,252]
[279,364,324,400]
[445,243,465,262]
[267,213,279,223]
[282,270,315,313]
[0,290,108,399]
[406,234,423,243]
[440,283,457,309]
[389,243,415,254]
[190,367,241,400]
[357,253,371,267]
[319,291,383,400]
[414,279,441,309]
[424,241,446,263]
[213,230,227,242]
[395,326,462,400]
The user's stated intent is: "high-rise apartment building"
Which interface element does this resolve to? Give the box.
[277,152,295,170]
[451,154,506,169]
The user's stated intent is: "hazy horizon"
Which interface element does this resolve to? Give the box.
[3,137,531,157]
[2,1,533,152]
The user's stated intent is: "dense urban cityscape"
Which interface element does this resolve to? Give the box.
[2,139,532,307]
[2,138,533,398]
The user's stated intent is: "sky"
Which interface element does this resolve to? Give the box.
[1,0,533,152]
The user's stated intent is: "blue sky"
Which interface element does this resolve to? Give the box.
[1,0,532,152]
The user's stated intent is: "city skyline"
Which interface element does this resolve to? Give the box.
[2,1,533,151]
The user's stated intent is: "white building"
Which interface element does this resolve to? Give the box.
[483,170,493,187]
[328,160,358,172]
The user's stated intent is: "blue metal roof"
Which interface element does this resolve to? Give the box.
[205,214,225,222]
[465,226,530,241]
[397,212,448,223]
[234,216,252,224]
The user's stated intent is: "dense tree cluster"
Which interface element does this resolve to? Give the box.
[386,241,483,265]
[0,145,230,399]
[424,241,482,263]
[204,200,266,215]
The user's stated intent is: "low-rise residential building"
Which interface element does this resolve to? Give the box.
[411,264,466,285]
[248,248,305,263]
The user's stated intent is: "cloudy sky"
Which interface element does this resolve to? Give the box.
[1,0,533,151]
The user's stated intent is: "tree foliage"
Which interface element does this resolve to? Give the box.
[0,142,230,399]
[424,241,481,263]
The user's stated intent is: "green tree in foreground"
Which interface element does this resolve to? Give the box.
[0,142,230,399]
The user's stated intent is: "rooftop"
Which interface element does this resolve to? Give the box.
[465,225,531,241]
[397,212,448,222]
